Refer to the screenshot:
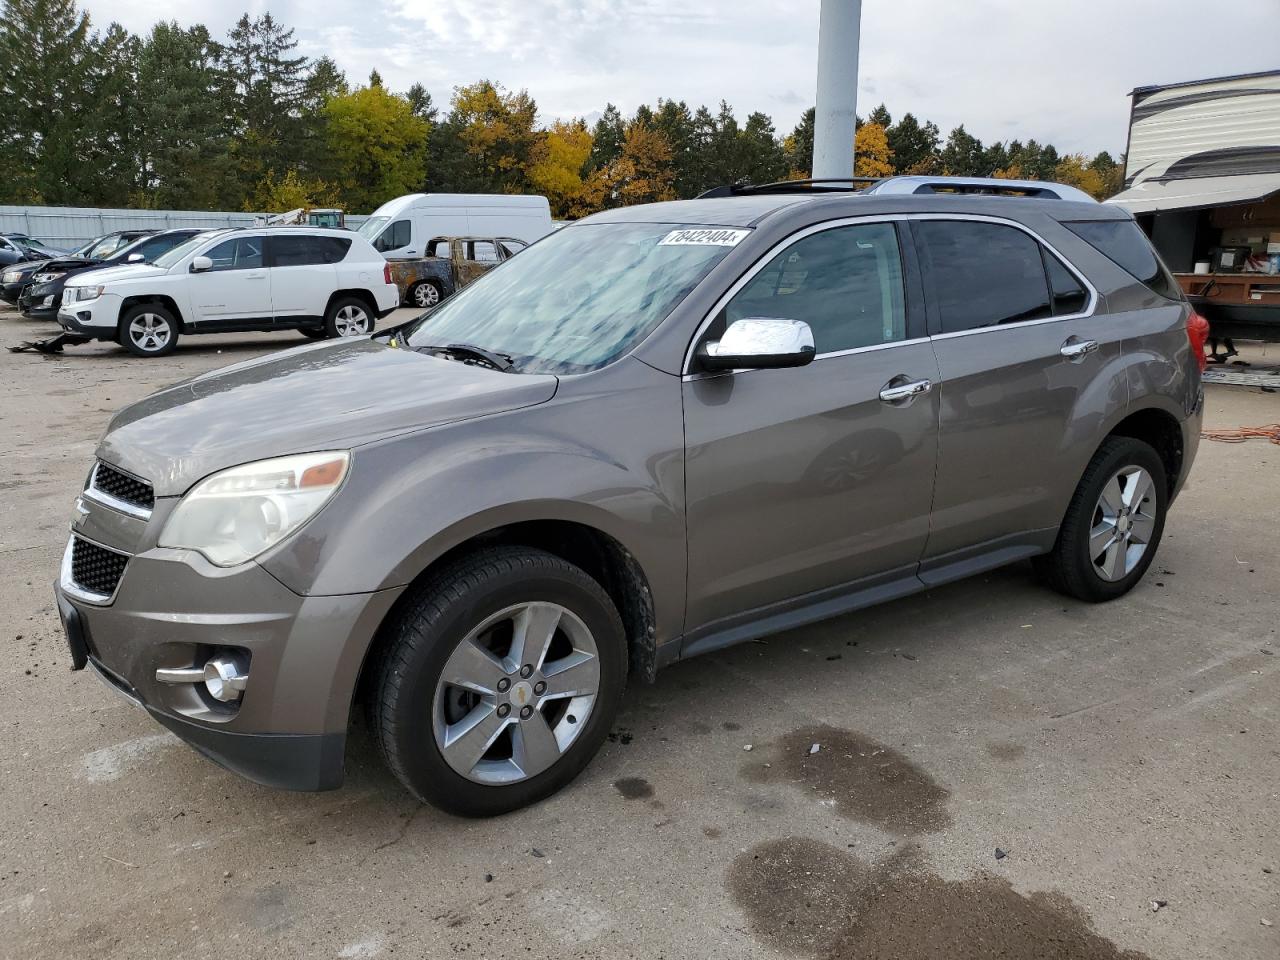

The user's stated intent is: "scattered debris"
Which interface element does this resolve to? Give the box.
[743,744,753,752]
[223,870,233,879]
[809,743,821,755]
[825,654,841,661]
[1150,899,1167,912]
[102,855,136,868]
[484,873,493,883]
[900,653,918,661]
[1262,649,1274,656]
[995,848,1008,861]
[529,848,544,858]
[1262,918,1273,927]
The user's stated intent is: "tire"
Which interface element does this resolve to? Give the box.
[371,547,627,817]
[119,303,179,357]
[324,296,375,338]
[409,280,441,309]
[299,327,328,340]
[1033,436,1168,602]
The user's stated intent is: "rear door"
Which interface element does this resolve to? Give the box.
[188,235,270,323]
[912,216,1118,571]
[683,219,940,632]
[455,239,501,287]
[267,234,348,321]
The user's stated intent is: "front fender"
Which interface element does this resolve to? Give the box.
[259,357,687,643]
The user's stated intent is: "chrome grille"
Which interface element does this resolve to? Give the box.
[69,536,128,597]
[91,462,154,512]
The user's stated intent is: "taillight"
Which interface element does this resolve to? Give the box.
[383,262,393,285]
[1186,311,1210,372]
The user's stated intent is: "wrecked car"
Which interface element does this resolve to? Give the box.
[388,236,529,308]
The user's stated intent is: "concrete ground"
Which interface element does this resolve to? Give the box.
[0,307,1276,960]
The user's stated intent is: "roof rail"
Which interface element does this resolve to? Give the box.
[864,175,1098,203]
[697,177,881,199]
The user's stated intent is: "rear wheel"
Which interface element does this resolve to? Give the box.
[119,303,178,357]
[1034,436,1167,602]
[324,296,374,338]
[409,280,441,309]
[371,547,626,816]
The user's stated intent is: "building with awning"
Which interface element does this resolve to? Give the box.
[1107,70,1280,349]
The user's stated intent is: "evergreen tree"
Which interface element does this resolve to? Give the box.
[940,125,985,176]
[741,112,787,184]
[785,107,815,177]
[886,113,940,174]
[867,103,892,129]
[653,99,697,198]
[0,0,96,202]
[588,104,625,172]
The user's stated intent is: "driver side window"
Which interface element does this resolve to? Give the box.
[203,237,263,271]
[720,222,907,354]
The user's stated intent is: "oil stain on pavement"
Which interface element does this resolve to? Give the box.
[613,776,655,800]
[741,724,951,834]
[728,837,1152,960]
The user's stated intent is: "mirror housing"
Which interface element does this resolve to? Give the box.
[190,255,213,273]
[699,317,816,371]
[127,252,144,263]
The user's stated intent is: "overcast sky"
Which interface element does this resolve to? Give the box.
[84,0,1278,156]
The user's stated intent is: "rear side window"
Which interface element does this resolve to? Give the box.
[270,235,352,266]
[1064,219,1180,300]
[467,240,501,263]
[915,221,1051,332]
[1043,251,1089,315]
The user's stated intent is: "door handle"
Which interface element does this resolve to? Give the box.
[245,272,266,279]
[1060,338,1099,360]
[879,377,933,403]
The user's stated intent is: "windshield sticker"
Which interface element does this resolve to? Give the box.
[658,228,750,247]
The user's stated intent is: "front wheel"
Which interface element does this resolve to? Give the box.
[1034,436,1168,602]
[119,303,179,357]
[371,548,626,816]
[324,297,374,338]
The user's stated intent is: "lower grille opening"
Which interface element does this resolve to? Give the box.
[70,537,128,597]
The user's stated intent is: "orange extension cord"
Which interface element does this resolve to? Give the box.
[1201,423,1280,445]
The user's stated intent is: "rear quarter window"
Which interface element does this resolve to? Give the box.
[1064,219,1182,301]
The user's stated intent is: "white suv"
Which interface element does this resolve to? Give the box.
[57,228,401,357]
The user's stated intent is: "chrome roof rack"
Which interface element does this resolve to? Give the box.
[864,175,1098,203]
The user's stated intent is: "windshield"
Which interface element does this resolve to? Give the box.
[357,216,389,240]
[152,232,221,269]
[402,221,745,374]
[86,234,135,260]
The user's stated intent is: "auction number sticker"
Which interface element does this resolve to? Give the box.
[658,228,751,247]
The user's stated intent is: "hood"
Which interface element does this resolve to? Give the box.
[32,256,96,274]
[97,338,559,495]
[69,262,168,286]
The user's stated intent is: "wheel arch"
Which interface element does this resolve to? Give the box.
[326,288,378,320]
[119,294,184,330]
[1102,404,1186,498]
[353,516,660,720]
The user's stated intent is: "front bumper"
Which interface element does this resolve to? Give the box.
[18,285,59,319]
[57,297,118,340]
[55,524,401,791]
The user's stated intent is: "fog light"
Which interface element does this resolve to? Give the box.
[203,656,249,702]
[155,652,249,702]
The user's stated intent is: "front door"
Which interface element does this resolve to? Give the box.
[189,235,270,324]
[683,220,940,632]
[910,217,1120,563]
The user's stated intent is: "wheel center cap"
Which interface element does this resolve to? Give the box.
[510,681,534,707]
[1117,515,1131,534]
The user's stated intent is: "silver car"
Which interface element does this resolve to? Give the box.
[55,177,1205,816]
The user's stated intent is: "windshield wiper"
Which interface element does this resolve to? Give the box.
[414,342,514,372]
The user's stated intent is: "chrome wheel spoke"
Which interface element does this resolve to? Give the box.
[1098,539,1123,580]
[441,639,507,695]
[540,651,599,700]
[1091,464,1156,582]
[1098,476,1124,517]
[1128,511,1156,545]
[508,603,562,672]
[440,703,507,776]
[1089,519,1117,560]
[1121,469,1151,510]
[511,711,561,778]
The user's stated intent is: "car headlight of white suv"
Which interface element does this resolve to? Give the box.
[64,285,105,304]
[159,452,350,567]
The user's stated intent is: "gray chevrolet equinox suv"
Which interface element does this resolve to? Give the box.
[56,176,1204,816]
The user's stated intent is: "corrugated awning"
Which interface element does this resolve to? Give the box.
[1106,173,1280,214]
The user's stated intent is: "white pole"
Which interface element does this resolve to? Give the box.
[812,0,862,180]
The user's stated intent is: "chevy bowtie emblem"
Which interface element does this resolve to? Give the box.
[74,498,89,517]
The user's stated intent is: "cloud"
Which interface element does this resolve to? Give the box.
[81,0,1280,155]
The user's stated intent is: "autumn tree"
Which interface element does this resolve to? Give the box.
[527,119,599,218]
[1052,154,1107,199]
[323,82,428,211]
[601,123,675,206]
[854,122,893,178]
[450,80,539,193]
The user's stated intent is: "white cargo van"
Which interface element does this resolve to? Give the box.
[358,193,553,258]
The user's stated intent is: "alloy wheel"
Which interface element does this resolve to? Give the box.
[413,283,439,308]
[1089,465,1157,581]
[432,602,601,785]
[128,313,171,352]
[334,305,371,336]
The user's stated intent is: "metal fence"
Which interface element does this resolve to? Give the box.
[0,205,370,250]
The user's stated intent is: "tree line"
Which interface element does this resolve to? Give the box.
[0,0,1124,220]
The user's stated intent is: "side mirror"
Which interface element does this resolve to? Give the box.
[127,252,144,263]
[190,255,213,273]
[699,317,816,371]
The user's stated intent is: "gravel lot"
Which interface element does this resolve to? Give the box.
[1,306,1276,960]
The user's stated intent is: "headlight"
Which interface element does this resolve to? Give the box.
[2,271,19,284]
[159,452,350,567]
[64,285,104,303]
